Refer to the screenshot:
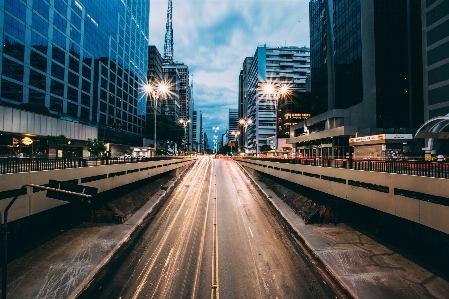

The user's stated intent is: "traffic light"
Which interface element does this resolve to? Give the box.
[47,180,97,204]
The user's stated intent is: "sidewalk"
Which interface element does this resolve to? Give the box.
[244,170,449,299]
[0,176,179,299]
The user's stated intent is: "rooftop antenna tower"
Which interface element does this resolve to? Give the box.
[163,0,174,64]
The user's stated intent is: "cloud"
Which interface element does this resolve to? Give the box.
[150,0,310,148]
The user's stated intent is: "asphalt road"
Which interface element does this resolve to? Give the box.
[80,156,338,298]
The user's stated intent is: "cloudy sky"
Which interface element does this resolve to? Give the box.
[149,0,310,147]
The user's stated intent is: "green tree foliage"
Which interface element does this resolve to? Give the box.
[146,114,184,149]
[48,135,68,151]
[87,138,106,157]
[259,144,273,152]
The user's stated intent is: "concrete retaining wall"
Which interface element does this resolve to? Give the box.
[0,158,195,222]
[237,159,449,234]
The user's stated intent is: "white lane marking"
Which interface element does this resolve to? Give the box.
[248,226,254,238]
[185,209,189,216]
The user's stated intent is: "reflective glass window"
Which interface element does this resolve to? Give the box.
[68,71,79,87]
[51,62,65,81]
[67,101,78,117]
[50,96,63,113]
[70,26,81,44]
[29,69,47,91]
[28,88,46,105]
[80,106,90,120]
[71,11,82,30]
[4,0,26,22]
[32,13,49,36]
[50,79,65,96]
[2,56,24,81]
[81,79,90,93]
[69,56,79,72]
[30,50,48,72]
[54,0,68,17]
[3,37,25,61]
[82,65,91,79]
[53,29,67,49]
[81,92,90,106]
[67,86,78,102]
[33,0,50,20]
[4,13,26,42]
[52,46,66,65]
[31,30,48,55]
[1,79,23,102]
[54,12,67,32]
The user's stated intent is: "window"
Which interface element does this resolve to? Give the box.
[30,49,48,72]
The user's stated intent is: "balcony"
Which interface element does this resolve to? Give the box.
[280,62,294,67]
[279,51,294,56]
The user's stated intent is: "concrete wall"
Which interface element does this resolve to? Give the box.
[237,159,449,234]
[0,158,195,222]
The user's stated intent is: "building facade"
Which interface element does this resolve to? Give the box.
[0,0,150,154]
[238,57,253,151]
[289,0,424,159]
[228,108,239,142]
[422,0,449,119]
[146,45,163,115]
[246,45,310,154]
[192,110,203,153]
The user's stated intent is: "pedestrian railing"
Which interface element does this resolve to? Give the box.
[0,156,184,174]
[235,157,449,179]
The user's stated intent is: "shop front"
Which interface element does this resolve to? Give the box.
[350,134,413,160]
[0,133,49,157]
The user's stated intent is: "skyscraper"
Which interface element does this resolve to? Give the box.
[228,108,239,142]
[245,45,310,154]
[0,0,149,151]
[288,0,424,159]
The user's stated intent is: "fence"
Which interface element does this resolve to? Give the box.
[0,156,181,174]
[236,157,449,179]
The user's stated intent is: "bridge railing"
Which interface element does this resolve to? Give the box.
[0,156,184,174]
[235,157,449,179]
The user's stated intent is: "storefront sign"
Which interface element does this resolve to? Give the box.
[21,137,33,146]
[350,134,412,143]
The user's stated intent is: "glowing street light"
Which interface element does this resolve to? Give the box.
[239,118,252,154]
[141,80,169,156]
[179,118,191,154]
[231,130,240,154]
[260,82,290,156]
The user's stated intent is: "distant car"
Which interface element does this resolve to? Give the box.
[136,155,146,160]
[119,154,132,160]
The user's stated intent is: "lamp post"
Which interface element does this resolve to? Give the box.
[179,118,191,154]
[262,82,289,157]
[231,130,240,154]
[212,126,220,154]
[213,135,218,154]
[239,118,252,155]
[142,81,169,157]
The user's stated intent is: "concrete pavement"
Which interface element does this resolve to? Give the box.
[241,166,449,299]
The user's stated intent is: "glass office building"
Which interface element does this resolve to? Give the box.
[1,0,149,144]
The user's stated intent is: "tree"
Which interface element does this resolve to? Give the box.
[259,145,273,152]
[48,135,68,151]
[87,138,106,157]
[145,114,184,150]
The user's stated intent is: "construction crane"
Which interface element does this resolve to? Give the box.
[163,0,174,64]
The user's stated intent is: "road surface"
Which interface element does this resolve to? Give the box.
[80,156,339,298]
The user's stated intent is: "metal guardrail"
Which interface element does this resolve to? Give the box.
[0,157,183,174]
[235,157,449,179]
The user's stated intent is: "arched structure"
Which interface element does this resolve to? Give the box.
[415,115,449,153]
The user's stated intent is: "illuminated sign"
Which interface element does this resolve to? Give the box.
[350,134,412,143]
[21,137,33,145]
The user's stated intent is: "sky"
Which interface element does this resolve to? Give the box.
[149,0,310,148]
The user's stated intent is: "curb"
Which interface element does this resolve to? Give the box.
[236,161,356,299]
[67,162,195,299]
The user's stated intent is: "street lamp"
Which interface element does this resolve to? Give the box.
[179,118,191,155]
[261,82,289,156]
[239,118,252,154]
[142,80,169,157]
[212,126,220,154]
[231,130,240,154]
